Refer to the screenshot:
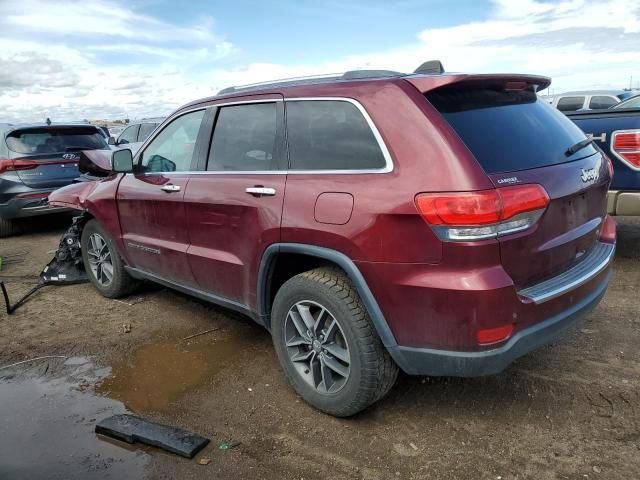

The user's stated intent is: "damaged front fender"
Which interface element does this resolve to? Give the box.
[48,181,100,211]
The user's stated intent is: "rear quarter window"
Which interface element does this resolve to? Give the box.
[426,85,597,174]
[286,100,387,170]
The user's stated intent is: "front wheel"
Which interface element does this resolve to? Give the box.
[80,219,138,298]
[271,267,398,417]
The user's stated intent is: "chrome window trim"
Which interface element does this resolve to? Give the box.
[134,97,394,175]
[610,129,640,172]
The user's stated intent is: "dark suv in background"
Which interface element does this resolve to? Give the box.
[50,65,616,416]
[0,124,109,236]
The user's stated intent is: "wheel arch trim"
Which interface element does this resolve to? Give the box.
[257,243,398,348]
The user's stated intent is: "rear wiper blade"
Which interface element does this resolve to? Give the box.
[565,138,593,157]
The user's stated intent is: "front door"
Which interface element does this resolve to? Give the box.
[184,97,286,309]
[117,109,207,285]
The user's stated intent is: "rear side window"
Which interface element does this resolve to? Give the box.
[286,100,386,170]
[426,85,597,174]
[556,96,584,112]
[589,96,618,110]
[138,123,157,142]
[207,103,278,171]
[6,127,108,154]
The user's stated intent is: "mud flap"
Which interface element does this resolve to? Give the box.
[1,216,89,314]
[95,414,210,458]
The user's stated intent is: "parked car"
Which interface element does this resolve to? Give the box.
[566,106,640,215]
[50,66,616,416]
[0,123,110,236]
[613,94,640,110]
[108,119,163,153]
[108,125,126,138]
[549,90,635,112]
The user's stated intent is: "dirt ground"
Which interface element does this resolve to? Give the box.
[1,214,639,480]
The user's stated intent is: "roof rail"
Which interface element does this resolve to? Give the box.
[217,61,445,95]
[218,73,343,95]
[217,69,406,95]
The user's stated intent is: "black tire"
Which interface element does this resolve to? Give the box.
[0,217,18,238]
[271,267,398,417]
[80,219,138,298]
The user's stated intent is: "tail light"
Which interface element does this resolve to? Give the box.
[611,130,640,169]
[415,184,549,241]
[0,159,39,174]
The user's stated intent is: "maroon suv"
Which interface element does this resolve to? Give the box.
[49,67,617,416]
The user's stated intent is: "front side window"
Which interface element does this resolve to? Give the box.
[589,96,618,110]
[118,125,139,144]
[207,103,278,171]
[286,100,386,170]
[556,96,585,112]
[140,110,204,173]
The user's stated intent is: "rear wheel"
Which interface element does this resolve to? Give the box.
[271,267,398,417]
[80,219,138,298]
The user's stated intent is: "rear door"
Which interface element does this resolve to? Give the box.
[117,109,208,285]
[184,97,286,308]
[5,126,108,188]
[426,81,609,288]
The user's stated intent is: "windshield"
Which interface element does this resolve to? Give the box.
[426,85,598,174]
[5,127,108,154]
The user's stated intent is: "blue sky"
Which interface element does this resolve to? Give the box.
[0,0,639,122]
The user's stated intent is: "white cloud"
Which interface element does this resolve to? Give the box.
[0,0,639,122]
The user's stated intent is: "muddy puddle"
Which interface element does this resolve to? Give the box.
[0,326,263,479]
[0,356,148,480]
[97,327,259,412]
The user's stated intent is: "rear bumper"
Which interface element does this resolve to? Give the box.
[388,270,610,376]
[0,194,69,219]
[608,190,640,216]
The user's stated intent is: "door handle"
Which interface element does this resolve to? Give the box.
[245,187,276,197]
[161,184,181,193]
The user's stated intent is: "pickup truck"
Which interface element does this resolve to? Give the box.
[566,108,640,215]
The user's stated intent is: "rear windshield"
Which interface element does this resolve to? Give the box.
[5,127,108,154]
[426,85,597,174]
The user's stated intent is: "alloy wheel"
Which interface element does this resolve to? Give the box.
[86,233,113,286]
[284,300,351,394]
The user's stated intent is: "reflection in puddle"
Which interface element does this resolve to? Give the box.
[0,327,264,479]
[0,357,148,480]
[97,328,257,412]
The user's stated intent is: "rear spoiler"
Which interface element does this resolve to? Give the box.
[406,74,551,94]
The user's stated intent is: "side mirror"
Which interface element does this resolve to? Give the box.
[111,148,133,173]
[107,136,116,145]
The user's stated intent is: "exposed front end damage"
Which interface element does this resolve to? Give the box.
[1,215,89,314]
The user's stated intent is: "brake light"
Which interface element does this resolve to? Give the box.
[611,130,640,169]
[415,184,549,241]
[0,159,39,174]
